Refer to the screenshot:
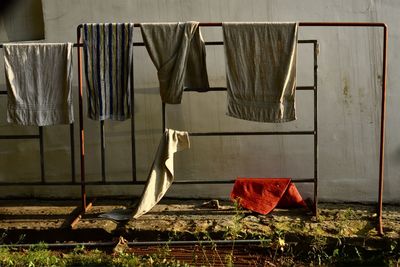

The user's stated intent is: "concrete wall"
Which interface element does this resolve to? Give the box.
[0,0,45,42]
[0,0,398,203]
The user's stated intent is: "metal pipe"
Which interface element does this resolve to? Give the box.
[189,131,315,136]
[184,86,315,92]
[162,102,166,131]
[0,239,267,249]
[77,26,87,210]
[70,123,76,183]
[194,22,388,28]
[70,201,93,229]
[313,41,319,217]
[0,178,315,186]
[67,22,391,31]
[100,120,106,182]
[39,126,45,183]
[378,25,388,236]
[131,48,137,182]
[0,135,40,139]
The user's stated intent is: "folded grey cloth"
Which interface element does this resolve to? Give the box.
[4,43,74,126]
[223,22,298,122]
[100,129,190,221]
[83,23,134,121]
[140,22,209,104]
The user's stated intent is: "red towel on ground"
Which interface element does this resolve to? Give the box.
[230,178,306,214]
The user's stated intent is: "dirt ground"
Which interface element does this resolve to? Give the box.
[0,199,399,246]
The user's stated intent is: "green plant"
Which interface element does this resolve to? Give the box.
[307,237,330,265]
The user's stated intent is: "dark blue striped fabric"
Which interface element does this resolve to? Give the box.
[83,23,134,121]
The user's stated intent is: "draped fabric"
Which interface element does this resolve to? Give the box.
[140,22,209,104]
[231,178,306,214]
[4,43,74,126]
[223,22,298,122]
[100,129,190,221]
[83,23,134,121]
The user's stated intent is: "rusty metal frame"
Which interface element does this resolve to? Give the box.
[0,21,386,234]
[75,22,387,234]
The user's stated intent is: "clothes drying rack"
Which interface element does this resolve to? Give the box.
[0,22,388,235]
[75,22,388,235]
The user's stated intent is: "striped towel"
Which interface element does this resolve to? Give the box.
[83,23,134,121]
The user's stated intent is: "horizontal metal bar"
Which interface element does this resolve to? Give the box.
[0,239,267,249]
[193,40,316,46]
[195,22,387,28]
[184,87,227,92]
[184,86,315,92]
[189,131,315,136]
[0,178,314,186]
[0,91,7,95]
[297,86,316,90]
[1,40,316,49]
[1,39,317,49]
[76,22,386,30]
[0,135,40,139]
[299,22,387,28]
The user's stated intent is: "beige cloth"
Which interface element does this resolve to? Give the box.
[140,22,209,104]
[223,22,298,122]
[100,129,190,221]
[4,43,74,126]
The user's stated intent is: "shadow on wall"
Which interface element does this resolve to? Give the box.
[0,0,45,42]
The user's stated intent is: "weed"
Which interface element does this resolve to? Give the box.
[307,236,330,265]
[0,243,62,267]
[0,231,7,244]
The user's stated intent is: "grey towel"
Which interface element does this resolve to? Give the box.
[100,129,190,221]
[140,22,209,104]
[3,43,74,126]
[83,23,134,121]
[223,22,298,122]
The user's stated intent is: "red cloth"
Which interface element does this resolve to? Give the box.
[230,178,306,214]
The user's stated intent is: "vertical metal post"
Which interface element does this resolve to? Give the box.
[77,26,87,209]
[378,25,388,235]
[70,123,76,183]
[131,47,136,182]
[313,41,319,217]
[100,120,106,182]
[162,102,166,132]
[39,126,45,183]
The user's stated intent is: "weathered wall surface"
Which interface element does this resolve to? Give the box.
[0,0,398,203]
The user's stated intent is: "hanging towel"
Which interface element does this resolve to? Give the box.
[3,43,74,126]
[83,23,134,121]
[230,178,306,214]
[222,22,298,122]
[100,129,190,221]
[140,22,209,104]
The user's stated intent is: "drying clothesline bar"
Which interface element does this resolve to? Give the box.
[70,39,315,47]
[0,39,315,49]
[194,22,387,28]
[74,22,387,30]
[0,135,40,139]
[0,178,315,186]
[163,179,314,184]
[184,86,315,92]
[189,131,316,136]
